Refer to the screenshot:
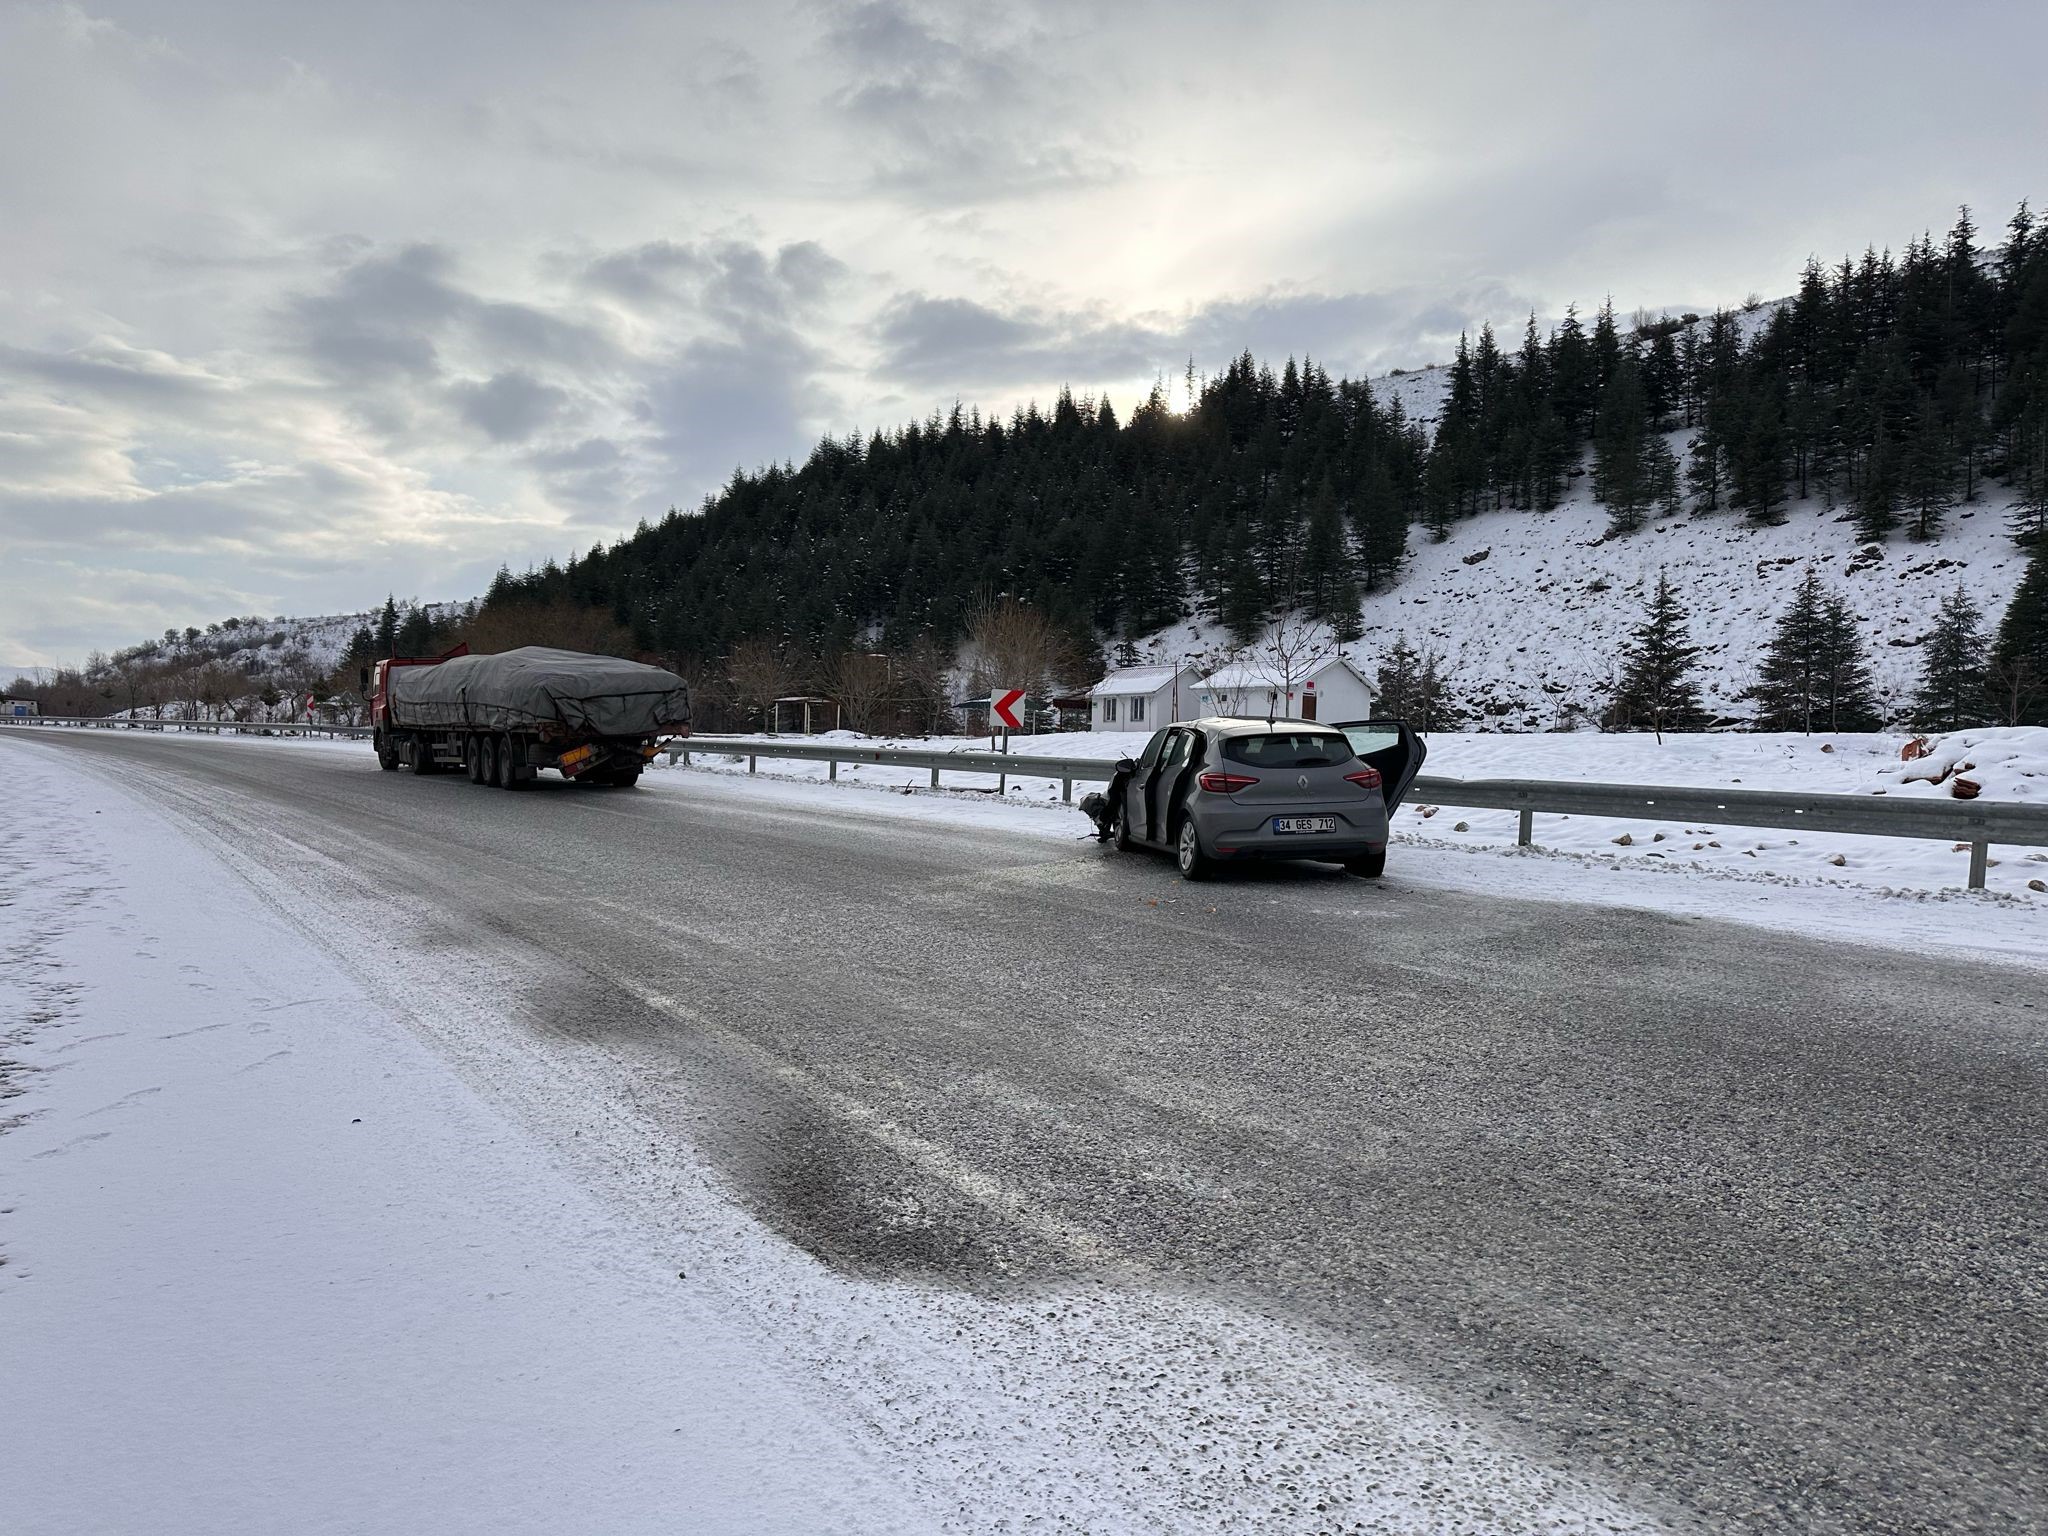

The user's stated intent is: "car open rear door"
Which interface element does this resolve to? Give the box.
[1333,719,1427,811]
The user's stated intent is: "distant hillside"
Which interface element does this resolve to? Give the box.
[477,200,2046,725]
[1133,471,2032,728]
[7,601,463,719]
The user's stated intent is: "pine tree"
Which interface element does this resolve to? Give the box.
[1912,586,1990,730]
[1374,636,1420,718]
[1817,594,1883,730]
[1729,389,1790,524]
[340,625,376,678]
[1592,358,1679,534]
[1852,435,1900,541]
[1989,553,2048,725]
[1899,396,1953,540]
[1412,650,1465,731]
[395,605,437,656]
[1300,481,1361,638]
[374,595,400,657]
[1743,571,1831,731]
[1611,571,1709,734]
[2007,401,2048,549]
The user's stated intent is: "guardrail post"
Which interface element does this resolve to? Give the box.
[829,759,838,782]
[748,754,757,775]
[1517,807,1533,847]
[930,765,940,789]
[1969,840,1988,890]
[1062,776,1072,802]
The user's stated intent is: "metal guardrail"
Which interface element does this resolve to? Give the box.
[8,717,2041,891]
[670,734,2048,890]
[0,713,374,740]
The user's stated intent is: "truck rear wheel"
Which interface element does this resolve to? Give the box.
[409,734,438,775]
[464,735,484,784]
[496,734,525,790]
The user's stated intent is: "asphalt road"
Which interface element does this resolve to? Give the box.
[10,728,2045,1534]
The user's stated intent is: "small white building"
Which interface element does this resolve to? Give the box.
[1196,656,1376,724]
[1,694,38,719]
[1088,664,1200,732]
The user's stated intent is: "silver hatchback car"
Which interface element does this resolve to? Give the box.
[1110,717,1425,880]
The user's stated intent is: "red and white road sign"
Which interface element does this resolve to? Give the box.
[991,688,1025,730]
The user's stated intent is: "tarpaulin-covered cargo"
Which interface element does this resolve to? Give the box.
[386,647,691,738]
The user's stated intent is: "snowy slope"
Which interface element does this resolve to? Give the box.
[177,603,464,675]
[1362,486,2026,728]
[1137,481,2028,730]
[1141,298,2040,731]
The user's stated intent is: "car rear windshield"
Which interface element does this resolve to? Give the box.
[1221,731,1356,769]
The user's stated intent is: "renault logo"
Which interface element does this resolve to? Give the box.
[1297,774,1309,790]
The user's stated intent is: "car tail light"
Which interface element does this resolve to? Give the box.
[1344,767,1383,791]
[1198,771,1259,794]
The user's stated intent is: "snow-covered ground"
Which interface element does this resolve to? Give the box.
[0,745,919,1535]
[1,730,1680,1534]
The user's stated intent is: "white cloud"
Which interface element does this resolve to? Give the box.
[3,0,2045,660]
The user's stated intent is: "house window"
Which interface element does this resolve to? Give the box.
[1128,696,1146,723]
[1101,697,1118,724]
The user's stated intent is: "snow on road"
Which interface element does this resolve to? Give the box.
[0,747,920,1536]
[0,737,1677,1534]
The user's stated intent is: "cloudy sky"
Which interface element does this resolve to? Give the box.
[4,0,2044,664]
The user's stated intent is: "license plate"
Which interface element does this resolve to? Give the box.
[1272,816,1337,834]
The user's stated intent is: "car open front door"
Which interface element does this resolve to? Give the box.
[1147,728,1200,841]
[1333,719,1427,811]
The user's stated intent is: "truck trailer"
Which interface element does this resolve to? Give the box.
[368,644,691,789]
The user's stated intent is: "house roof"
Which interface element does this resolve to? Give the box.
[1089,664,1187,697]
[1199,656,1373,691]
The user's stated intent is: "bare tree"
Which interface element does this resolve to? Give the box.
[1261,608,1338,719]
[961,597,1085,709]
[1988,653,2042,727]
[827,651,895,734]
[727,637,796,730]
[895,636,958,735]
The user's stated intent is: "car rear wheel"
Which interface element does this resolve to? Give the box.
[1345,845,1387,879]
[1175,817,1213,881]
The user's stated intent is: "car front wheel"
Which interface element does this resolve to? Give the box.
[1175,817,1213,881]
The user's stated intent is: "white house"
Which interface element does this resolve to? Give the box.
[1088,663,1200,732]
[1196,655,1376,723]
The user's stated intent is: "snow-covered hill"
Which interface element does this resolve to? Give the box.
[1139,480,2028,729]
[124,602,464,678]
